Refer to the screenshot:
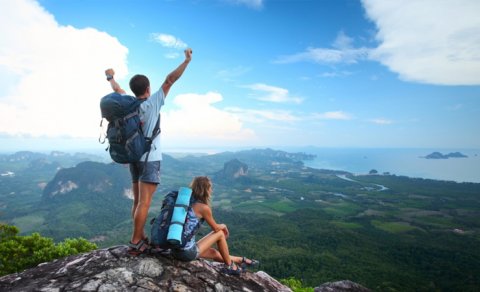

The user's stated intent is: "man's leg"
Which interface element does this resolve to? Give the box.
[131,181,149,241]
[131,182,139,220]
[131,181,157,244]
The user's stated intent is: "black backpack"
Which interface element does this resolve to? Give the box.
[150,190,203,249]
[99,92,160,164]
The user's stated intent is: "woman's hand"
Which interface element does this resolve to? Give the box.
[218,223,229,239]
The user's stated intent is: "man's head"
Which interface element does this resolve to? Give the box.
[129,74,150,98]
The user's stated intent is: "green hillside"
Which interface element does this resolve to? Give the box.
[0,149,479,291]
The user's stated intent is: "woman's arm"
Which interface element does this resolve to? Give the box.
[200,204,229,238]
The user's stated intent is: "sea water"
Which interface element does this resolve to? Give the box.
[296,148,480,183]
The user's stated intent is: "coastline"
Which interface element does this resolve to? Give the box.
[300,148,480,184]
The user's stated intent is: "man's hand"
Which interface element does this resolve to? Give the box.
[105,68,115,82]
[105,68,125,94]
[105,68,115,76]
[162,49,192,96]
[184,48,192,62]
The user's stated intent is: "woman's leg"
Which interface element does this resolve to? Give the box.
[197,231,254,266]
[199,247,223,262]
[199,247,247,265]
[197,230,232,265]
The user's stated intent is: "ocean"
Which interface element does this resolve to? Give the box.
[296,148,480,183]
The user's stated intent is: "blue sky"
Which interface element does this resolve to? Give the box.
[0,0,479,151]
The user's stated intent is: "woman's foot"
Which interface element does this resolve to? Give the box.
[241,256,260,269]
[221,261,242,276]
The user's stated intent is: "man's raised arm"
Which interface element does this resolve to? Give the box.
[105,68,126,94]
[161,48,192,97]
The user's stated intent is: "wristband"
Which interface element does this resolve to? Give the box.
[106,74,113,81]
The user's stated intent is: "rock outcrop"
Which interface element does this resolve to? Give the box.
[214,159,249,183]
[315,280,371,292]
[0,245,290,291]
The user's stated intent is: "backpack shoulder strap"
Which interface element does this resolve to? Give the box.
[143,113,161,164]
[151,113,161,139]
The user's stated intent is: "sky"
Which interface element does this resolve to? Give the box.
[0,0,479,152]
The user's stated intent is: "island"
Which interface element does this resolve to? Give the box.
[423,151,468,159]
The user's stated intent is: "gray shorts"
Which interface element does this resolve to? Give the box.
[171,244,199,262]
[129,161,161,184]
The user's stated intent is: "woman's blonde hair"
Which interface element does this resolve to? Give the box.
[190,176,212,204]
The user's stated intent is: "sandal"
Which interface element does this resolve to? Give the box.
[127,239,150,256]
[220,261,242,276]
[241,256,260,269]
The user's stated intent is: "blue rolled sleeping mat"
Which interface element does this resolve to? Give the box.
[167,187,192,245]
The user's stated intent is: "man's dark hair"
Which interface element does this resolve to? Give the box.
[129,74,150,97]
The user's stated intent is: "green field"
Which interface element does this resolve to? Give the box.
[371,220,419,233]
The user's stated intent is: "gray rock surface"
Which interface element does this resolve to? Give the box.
[0,245,291,292]
[314,280,371,292]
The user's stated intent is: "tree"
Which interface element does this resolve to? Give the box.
[0,224,97,276]
[280,277,314,292]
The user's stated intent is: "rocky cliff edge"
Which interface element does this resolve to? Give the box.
[0,245,289,291]
[0,245,371,291]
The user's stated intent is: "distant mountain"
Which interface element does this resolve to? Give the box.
[214,159,249,184]
[40,161,132,240]
[43,161,130,199]
[0,151,106,172]
[2,151,46,162]
[167,148,315,177]
[423,151,468,159]
[214,148,315,165]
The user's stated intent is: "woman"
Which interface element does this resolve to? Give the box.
[171,176,259,275]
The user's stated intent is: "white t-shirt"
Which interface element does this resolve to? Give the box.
[138,88,165,161]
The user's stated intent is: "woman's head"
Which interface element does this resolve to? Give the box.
[190,176,212,204]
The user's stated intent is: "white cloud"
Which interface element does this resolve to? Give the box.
[332,31,355,49]
[319,71,353,78]
[164,52,180,59]
[223,0,264,10]
[225,107,300,123]
[216,66,251,82]
[369,118,392,125]
[150,33,188,49]
[163,92,256,144]
[0,0,128,138]
[362,0,480,85]
[274,31,369,65]
[244,83,303,104]
[225,107,353,124]
[312,111,353,120]
[447,104,463,111]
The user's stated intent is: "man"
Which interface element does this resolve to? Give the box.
[105,48,192,255]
